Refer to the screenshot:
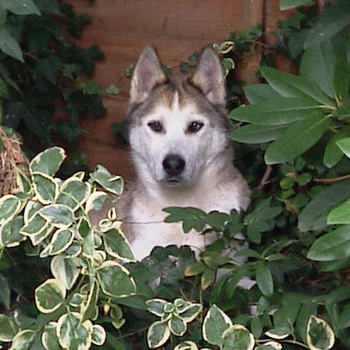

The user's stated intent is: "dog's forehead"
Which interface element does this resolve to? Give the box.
[127,77,227,127]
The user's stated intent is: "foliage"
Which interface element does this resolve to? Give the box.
[1,1,350,350]
[0,0,120,173]
[0,147,137,349]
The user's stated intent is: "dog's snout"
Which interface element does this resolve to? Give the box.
[163,154,185,176]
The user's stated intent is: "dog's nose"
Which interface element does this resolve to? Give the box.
[163,154,185,176]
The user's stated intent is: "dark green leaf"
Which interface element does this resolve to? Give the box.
[255,262,274,297]
[265,113,329,164]
[298,180,350,232]
[328,198,350,224]
[231,124,288,144]
[260,66,335,106]
[304,0,350,48]
[34,0,61,15]
[243,83,280,104]
[0,26,23,62]
[280,0,314,10]
[1,0,40,15]
[308,225,350,261]
[230,97,321,125]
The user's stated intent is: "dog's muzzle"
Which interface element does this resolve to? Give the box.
[162,154,185,183]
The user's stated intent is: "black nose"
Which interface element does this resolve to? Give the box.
[162,154,185,176]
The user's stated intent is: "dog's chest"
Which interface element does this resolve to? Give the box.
[125,200,211,260]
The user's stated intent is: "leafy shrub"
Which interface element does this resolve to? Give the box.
[1,1,350,350]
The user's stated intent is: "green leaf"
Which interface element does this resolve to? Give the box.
[97,260,136,297]
[35,278,66,313]
[39,204,74,228]
[163,207,207,233]
[264,113,329,165]
[304,0,350,48]
[243,84,280,104]
[202,304,232,346]
[85,191,109,213]
[57,177,91,211]
[0,195,22,225]
[323,131,350,168]
[298,180,350,231]
[103,228,135,262]
[146,298,167,317]
[9,330,35,350]
[20,212,49,236]
[80,281,99,321]
[49,229,74,255]
[174,341,198,350]
[91,324,106,346]
[222,325,255,350]
[184,261,206,276]
[306,316,335,350]
[336,137,350,158]
[255,262,274,297]
[0,274,10,309]
[30,147,66,176]
[201,268,216,290]
[42,322,61,350]
[260,66,334,106]
[57,313,91,350]
[0,314,19,342]
[0,26,23,62]
[50,255,80,290]
[169,315,187,336]
[177,303,202,322]
[0,215,25,248]
[231,124,288,144]
[327,198,350,224]
[147,321,171,349]
[308,225,350,261]
[90,165,123,196]
[105,84,120,95]
[34,0,61,15]
[32,173,58,205]
[265,327,291,340]
[1,0,40,15]
[300,40,336,98]
[280,0,314,10]
[230,97,321,125]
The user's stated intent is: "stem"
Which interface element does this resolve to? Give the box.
[314,174,350,184]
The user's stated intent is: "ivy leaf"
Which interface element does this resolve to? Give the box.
[169,315,187,336]
[264,113,329,165]
[146,299,167,317]
[308,225,350,261]
[42,323,61,350]
[0,26,23,62]
[50,255,80,290]
[39,204,74,228]
[90,165,123,196]
[0,195,21,225]
[8,330,35,350]
[91,325,106,346]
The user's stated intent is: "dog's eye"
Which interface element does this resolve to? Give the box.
[147,121,163,132]
[188,121,204,133]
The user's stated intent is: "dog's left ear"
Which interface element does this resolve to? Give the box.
[130,47,166,104]
[191,48,225,106]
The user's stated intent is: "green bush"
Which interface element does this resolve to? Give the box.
[1,0,350,350]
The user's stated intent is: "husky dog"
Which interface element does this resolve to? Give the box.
[119,47,250,261]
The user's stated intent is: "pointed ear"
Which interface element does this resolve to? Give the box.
[130,47,166,104]
[191,48,225,106]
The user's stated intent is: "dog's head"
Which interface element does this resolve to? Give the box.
[126,47,231,187]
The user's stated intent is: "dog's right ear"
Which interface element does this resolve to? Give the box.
[130,47,166,104]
